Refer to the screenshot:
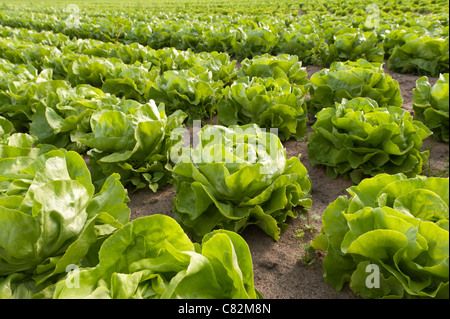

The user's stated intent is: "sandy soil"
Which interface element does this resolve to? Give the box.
[127,65,449,299]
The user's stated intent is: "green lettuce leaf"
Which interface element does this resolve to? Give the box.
[145,66,223,123]
[232,28,278,60]
[413,73,449,142]
[325,29,385,66]
[238,53,309,86]
[29,84,120,152]
[275,29,324,66]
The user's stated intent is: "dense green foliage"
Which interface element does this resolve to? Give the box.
[388,37,449,77]
[78,101,187,191]
[218,77,309,141]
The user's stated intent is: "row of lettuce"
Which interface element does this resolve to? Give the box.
[0,7,448,76]
[1,30,448,183]
[0,35,449,299]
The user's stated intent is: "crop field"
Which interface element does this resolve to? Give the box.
[0,0,448,302]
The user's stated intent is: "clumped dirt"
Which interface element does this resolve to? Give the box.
[127,65,449,299]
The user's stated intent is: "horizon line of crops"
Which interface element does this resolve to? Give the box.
[0,3,448,76]
[1,0,449,15]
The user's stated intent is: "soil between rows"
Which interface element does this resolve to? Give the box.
[127,65,448,299]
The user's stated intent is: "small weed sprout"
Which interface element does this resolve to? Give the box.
[295,211,320,266]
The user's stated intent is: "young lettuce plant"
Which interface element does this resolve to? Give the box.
[237,53,309,86]
[0,67,62,132]
[232,27,278,60]
[308,59,403,114]
[311,173,449,299]
[1,120,39,204]
[413,73,449,142]
[64,54,159,102]
[78,99,187,192]
[38,215,260,299]
[145,66,223,123]
[387,36,449,77]
[274,28,324,66]
[189,51,239,86]
[308,97,432,184]
[324,28,385,66]
[30,84,120,153]
[170,124,312,241]
[217,76,309,141]
[0,138,131,298]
